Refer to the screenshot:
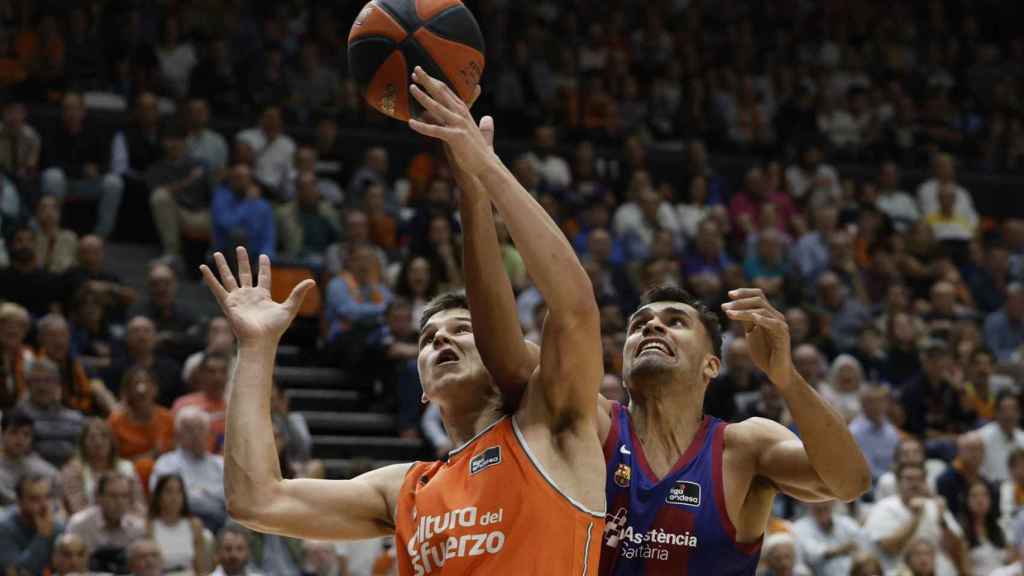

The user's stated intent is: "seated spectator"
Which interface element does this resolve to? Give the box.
[743,228,788,302]
[877,437,946,502]
[0,410,59,507]
[901,340,974,442]
[185,98,229,182]
[62,235,137,322]
[792,206,839,283]
[212,523,260,576]
[850,553,886,576]
[248,524,305,576]
[50,532,89,575]
[61,418,144,516]
[235,104,296,202]
[613,172,681,258]
[366,183,398,252]
[183,316,236,389]
[394,255,442,330]
[0,225,64,317]
[31,195,78,274]
[347,146,393,211]
[898,538,946,576]
[926,183,977,243]
[983,283,1024,365]
[865,462,965,576]
[814,272,871,352]
[785,142,841,205]
[16,357,85,468]
[850,385,902,482]
[212,163,276,259]
[188,37,244,117]
[758,532,810,576]
[302,540,340,576]
[38,313,115,416]
[0,302,33,413]
[148,126,212,262]
[288,41,341,122]
[681,218,732,280]
[277,170,340,266]
[963,478,1009,576]
[820,354,865,422]
[172,351,229,453]
[325,243,393,346]
[285,144,342,205]
[524,125,572,191]
[41,91,125,239]
[150,407,226,533]
[126,538,165,576]
[792,500,866,576]
[1003,449,1024,529]
[704,337,763,422]
[270,382,312,471]
[917,153,978,226]
[979,393,1024,484]
[108,366,174,485]
[156,17,197,99]
[873,162,920,232]
[729,166,796,239]
[66,471,146,573]
[936,432,995,520]
[104,315,183,406]
[69,284,115,374]
[128,262,201,361]
[0,474,63,574]
[110,92,165,180]
[147,474,212,574]
[0,100,41,183]
[792,343,827,390]
[360,298,422,439]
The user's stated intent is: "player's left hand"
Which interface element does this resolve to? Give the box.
[722,288,793,389]
[408,67,494,177]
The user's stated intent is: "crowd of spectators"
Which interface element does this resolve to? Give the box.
[0,0,1021,575]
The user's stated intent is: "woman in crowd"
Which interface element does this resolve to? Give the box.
[61,417,145,514]
[147,473,212,574]
[962,478,1009,576]
[0,302,32,413]
[393,255,440,330]
[821,354,866,423]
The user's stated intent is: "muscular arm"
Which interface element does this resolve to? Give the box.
[476,158,601,423]
[204,249,406,541]
[453,136,536,405]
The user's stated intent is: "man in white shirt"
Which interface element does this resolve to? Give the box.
[992,540,1024,576]
[150,407,226,532]
[185,99,229,182]
[979,393,1024,483]
[916,152,977,225]
[523,125,571,190]
[793,501,867,576]
[784,142,840,204]
[864,462,965,576]
[235,105,296,201]
[65,472,146,564]
[874,162,920,231]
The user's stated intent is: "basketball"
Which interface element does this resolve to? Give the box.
[347,0,485,121]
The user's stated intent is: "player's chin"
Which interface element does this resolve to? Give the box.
[625,355,676,379]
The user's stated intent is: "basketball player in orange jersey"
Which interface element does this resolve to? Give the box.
[404,68,872,574]
[201,85,607,575]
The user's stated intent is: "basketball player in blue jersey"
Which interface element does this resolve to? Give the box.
[408,71,873,575]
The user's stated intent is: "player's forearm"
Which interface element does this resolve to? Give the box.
[477,160,594,318]
[778,368,871,501]
[459,169,534,397]
[224,339,286,521]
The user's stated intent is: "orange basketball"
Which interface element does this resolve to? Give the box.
[347,0,485,121]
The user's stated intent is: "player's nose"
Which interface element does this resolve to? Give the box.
[641,318,667,336]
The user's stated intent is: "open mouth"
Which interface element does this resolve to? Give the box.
[435,348,459,366]
[637,338,674,358]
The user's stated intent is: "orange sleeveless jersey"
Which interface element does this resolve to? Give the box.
[395,416,604,575]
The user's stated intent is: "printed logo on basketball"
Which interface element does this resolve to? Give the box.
[470,446,501,475]
[380,84,397,116]
[614,463,631,488]
[665,481,701,507]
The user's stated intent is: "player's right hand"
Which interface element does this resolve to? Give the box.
[200,247,315,344]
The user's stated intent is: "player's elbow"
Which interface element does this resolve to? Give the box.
[226,482,282,526]
[833,468,872,502]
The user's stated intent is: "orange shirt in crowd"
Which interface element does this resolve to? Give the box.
[108,407,175,460]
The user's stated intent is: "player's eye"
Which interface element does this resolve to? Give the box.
[454,324,472,334]
[670,318,684,327]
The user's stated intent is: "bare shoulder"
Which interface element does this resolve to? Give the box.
[724,417,796,455]
[353,462,417,522]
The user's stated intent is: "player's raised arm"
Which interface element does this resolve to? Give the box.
[409,67,601,425]
[722,288,871,502]
[448,112,536,406]
[201,248,409,540]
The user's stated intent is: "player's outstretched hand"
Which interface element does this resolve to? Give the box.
[721,288,792,389]
[408,67,494,177]
[200,247,315,343]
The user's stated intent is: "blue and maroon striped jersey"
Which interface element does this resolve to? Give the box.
[599,402,762,575]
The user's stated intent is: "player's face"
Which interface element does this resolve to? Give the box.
[623,302,715,388]
[417,309,487,399]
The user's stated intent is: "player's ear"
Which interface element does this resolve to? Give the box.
[702,355,720,381]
